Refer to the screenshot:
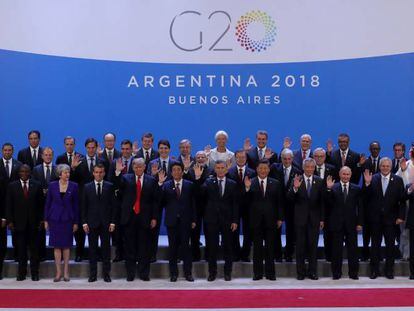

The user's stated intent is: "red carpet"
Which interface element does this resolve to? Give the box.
[0,288,413,308]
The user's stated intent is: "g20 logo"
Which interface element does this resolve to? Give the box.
[169,10,277,52]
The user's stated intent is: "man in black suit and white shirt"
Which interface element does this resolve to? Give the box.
[99,132,121,163]
[245,130,278,170]
[55,136,84,181]
[392,142,406,174]
[292,134,313,170]
[135,133,159,168]
[17,130,43,169]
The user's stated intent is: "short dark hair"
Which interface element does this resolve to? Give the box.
[63,136,76,144]
[84,137,98,147]
[235,149,246,157]
[2,142,13,150]
[158,139,171,149]
[393,142,406,152]
[257,159,270,167]
[369,141,381,148]
[28,130,41,139]
[338,133,350,140]
[120,139,132,147]
[170,161,183,171]
[93,163,106,172]
[215,160,226,166]
[141,132,154,141]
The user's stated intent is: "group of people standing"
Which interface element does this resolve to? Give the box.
[1,129,414,283]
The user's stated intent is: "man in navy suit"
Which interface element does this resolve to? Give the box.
[269,148,301,262]
[177,139,195,173]
[288,158,325,280]
[82,164,116,282]
[392,142,406,174]
[195,160,239,281]
[135,132,159,168]
[6,165,43,281]
[114,158,159,281]
[245,130,278,170]
[363,158,405,279]
[227,150,256,262]
[100,132,121,163]
[292,134,313,170]
[159,162,196,282]
[245,159,284,281]
[17,130,43,169]
[55,136,85,180]
[32,147,58,261]
[326,166,363,280]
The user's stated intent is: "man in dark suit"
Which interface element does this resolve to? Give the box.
[406,182,414,279]
[363,158,405,279]
[114,158,159,281]
[392,142,406,174]
[313,147,338,262]
[159,162,196,282]
[71,137,109,262]
[100,132,121,163]
[55,136,84,181]
[135,132,159,168]
[245,159,283,281]
[269,148,301,262]
[32,147,58,261]
[177,139,195,173]
[292,134,313,170]
[0,143,22,263]
[245,130,278,170]
[17,130,43,169]
[326,166,363,280]
[227,150,256,262]
[288,158,325,280]
[82,163,116,283]
[326,133,364,184]
[195,160,238,281]
[6,165,43,281]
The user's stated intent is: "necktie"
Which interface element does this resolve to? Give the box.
[284,168,289,186]
[122,160,128,174]
[134,177,142,214]
[108,150,113,162]
[343,183,348,202]
[306,178,312,197]
[23,181,29,199]
[259,149,264,159]
[341,151,346,167]
[373,158,377,173]
[396,159,400,170]
[382,176,388,196]
[260,180,265,197]
[238,168,243,181]
[317,166,322,177]
[68,153,72,165]
[45,165,51,184]
[5,160,10,178]
[218,179,223,197]
[302,150,307,160]
[97,182,102,198]
[32,149,37,166]
[176,182,181,198]
[145,150,150,164]
[162,160,167,173]
[89,157,94,172]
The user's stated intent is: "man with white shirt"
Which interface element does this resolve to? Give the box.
[292,134,313,170]
[363,157,405,279]
[135,133,159,168]
[55,136,85,180]
[392,142,406,174]
[17,130,43,169]
[244,159,283,281]
[100,132,121,163]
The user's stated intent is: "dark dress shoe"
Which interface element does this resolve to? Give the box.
[53,276,62,282]
[385,274,394,279]
[64,277,70,282]
[275,257,283,263]
[253,275,263,281]
[297,275,305,280]
[241,257,251,263]
[170,275,178,282]
[308,274,319,280]
[88,276,97,282]
[103,275,112,283]
[150,257,157,263]
[31,275,39,281]
[284,256,293,263]
[332,274,341,280]
[349,275,359,280]
[74,256,82,262]
[185,275,194,282]
[266,275,276,281]
[224,274,232,281]
[113,256,124,263]
[0,274,3,280]
[140,276,150,281]
[409,275,414,280]
[16,275,26,281]
[126,276,134,282]
[207,274,216,282]
[369,271,378,279]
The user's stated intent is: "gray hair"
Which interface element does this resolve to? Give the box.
[132,157,146,167]
[56,164,70,177]
[195,150,206,157]
[313,147,326,155]
[256,130,268,139]
[302,158,316,168]
[300,133,312,141]
[214,130,229,140]
[379,157,392,166]
[179,139,192,146]
[281,148,294,157]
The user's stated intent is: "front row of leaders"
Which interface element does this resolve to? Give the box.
[6,155,413,282]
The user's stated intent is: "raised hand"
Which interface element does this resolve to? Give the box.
[293,174,302,190]
[396,218,404,225]
[244,175,252,189]
[264,148,274,159]
[151,162,160,176]
[97,143,103,155]
[230,223,238,232]
[400,158,407,171]
[132,141,139,155]
[71,154,82,169]
[204,144,212,156]
[283,137,292,149]
[193,163,204,180]
[225,158,232,168]
[158,170,167,184]
[115,158,125,172]
[363,169,372,185]
[243,138,252,151]
[182,156,193,172]
[326,139,334,153]
[326,175,335,189]
[359,153,367,165]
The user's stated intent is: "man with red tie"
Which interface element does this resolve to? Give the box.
[114,158,159,281]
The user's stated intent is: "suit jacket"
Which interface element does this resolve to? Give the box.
[197,177,239,225]
[100,148,121,163]
[135,148,159,167]
[246,177,284,229]
[326,182,363,231]
[44,181,79,224]
[81,181,117,228]
[147,157,176,180]
[287,175,325,227]
[326,149,362,184]
[362,156,381,175]
[107,158,134,182]
[0,158,22,183]
[73,155,109,188]
[161,179,196,227]
[363,173,405,225]
[406,184,414,229]
[32,163,58,191]
[292,149,313,171]
[227,165,256,187]
[55,152,84,166]
[314,163,338,182]
[246,147,278,170]
[6,179,43,231]
[392,158,405,174]
[17,147,44,169]
[115,173,159,227]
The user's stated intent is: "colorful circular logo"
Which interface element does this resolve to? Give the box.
[235,10,277,52]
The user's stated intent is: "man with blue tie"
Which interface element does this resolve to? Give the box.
[158,162,196,282]
[363,157,405,279]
